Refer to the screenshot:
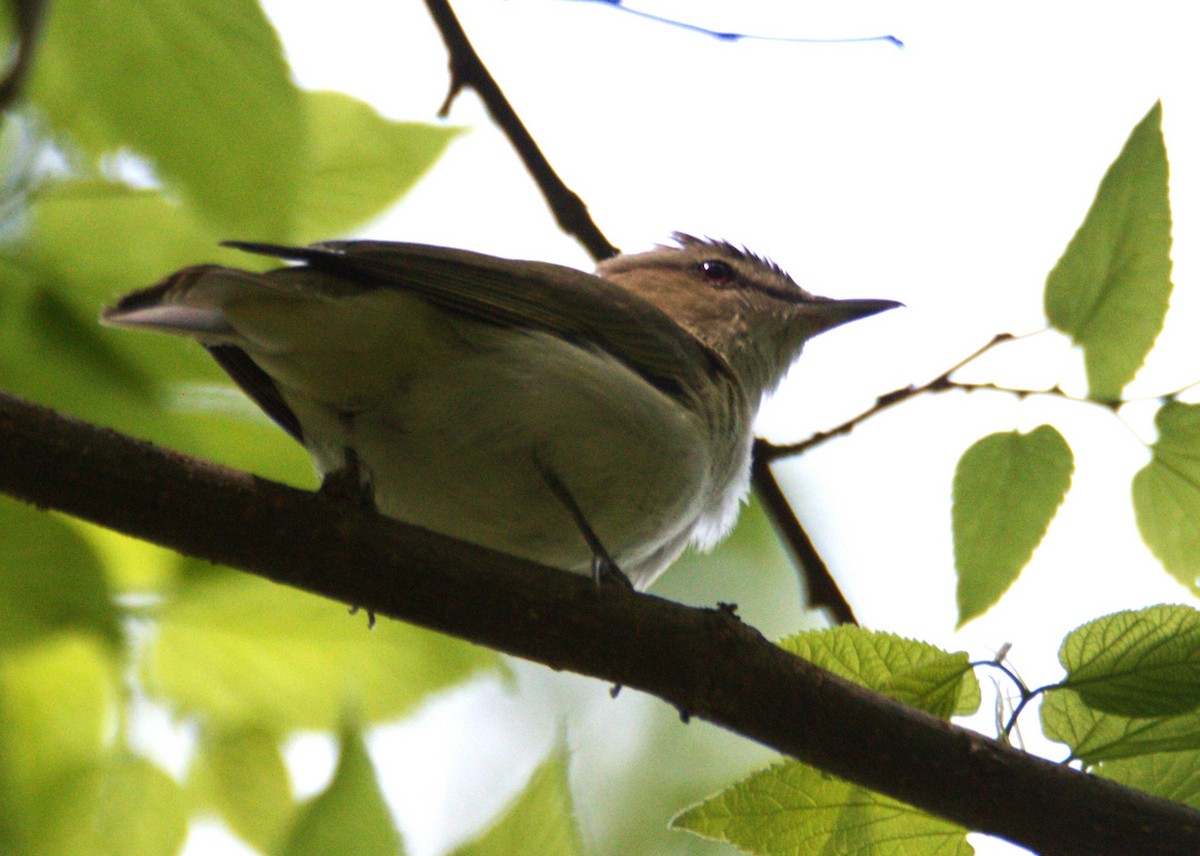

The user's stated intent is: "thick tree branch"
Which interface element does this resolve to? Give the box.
[421,0,619,262]
[3,390,1200,855]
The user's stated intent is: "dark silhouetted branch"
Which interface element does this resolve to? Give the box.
[422,0,618,262]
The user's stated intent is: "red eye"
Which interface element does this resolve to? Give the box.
[699,259,734,284]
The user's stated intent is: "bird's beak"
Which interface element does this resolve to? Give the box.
[805,297,903,335]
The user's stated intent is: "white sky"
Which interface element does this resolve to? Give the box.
[181,2,1199,854]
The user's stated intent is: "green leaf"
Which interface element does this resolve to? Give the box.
[1043,101,1173,401]
[1041,687,1200,764]
[0,634,118,822]
[293,91,463,242]
[11,180,318,486]
[1133,402,1200,594]
[28,755,188,856]
[277,725,403,856]
[1097,751,1200,810]
[0,249,161,426]
[453,749,585,856]
[672,760,972,856]
[7,181,228,419]
[189,726,295,852]
[1059,605,1200,717]
[0,497,119,650]
[27,179,239,299]
[30,0,304,237]
[952,426,1073,625]
[779,626,980,718]
[885,656,983,720]
[144,570,497,731]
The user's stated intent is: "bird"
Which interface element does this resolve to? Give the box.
[102,234,898,590]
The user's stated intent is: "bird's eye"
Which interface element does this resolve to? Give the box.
[699,259,734,284]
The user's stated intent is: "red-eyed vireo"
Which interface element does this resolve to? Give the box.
[103,235,898,590]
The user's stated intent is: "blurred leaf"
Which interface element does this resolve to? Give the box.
[1041,687,1200,764]
[0,497,119,650]
[672,760,972,855]
[453,748,585,856]
[28,179,238,298]
[73,517,184,594]
[30,0,304,237]
[293,91,463,242]
[1060,605,1200,717]
[4,180,227,422]
[1133,402,1200,594]
[10,180,317,486]
[779,626,980,718]
[1097,751,1200,810]
[952,426,1073,626]
[1044,101,1173,401]
[0,633,117,816]
[190,725,295,852]
[28,755,188,856]
[27,284,157,400]
[144,570,497,731]
[277,725,402,856]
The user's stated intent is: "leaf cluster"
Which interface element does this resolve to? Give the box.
[0,2,485,853]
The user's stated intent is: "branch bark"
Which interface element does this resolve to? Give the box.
[3,390,1200,855]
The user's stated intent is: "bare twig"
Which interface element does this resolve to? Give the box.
[4,391,1200,854]
[0,0,50,111]
[750,334,1014,616]
[750,444,857,625]
[421,0,619,262]
[761,333,1016,463]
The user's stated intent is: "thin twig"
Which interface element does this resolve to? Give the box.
[0,0,50,111]
[761,333,1017,463]
[749,334,1013,614]
[751,444,856,625]
[421,0,619,262]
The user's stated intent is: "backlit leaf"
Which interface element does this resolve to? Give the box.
[1044,102,1173,401]
[1060,605,1200,717]
[952,426,1073,625]
[1133,402,1200,594]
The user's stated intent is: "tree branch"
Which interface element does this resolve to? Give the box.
[3,390,1199,855]
[0,0,50,111]
[421,0,619,262]
[750,444,856,625]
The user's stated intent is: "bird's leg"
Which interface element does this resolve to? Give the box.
[319,418,378,629]
[319,446,376,511]
[533,453,633,590]
[318,414,376,512]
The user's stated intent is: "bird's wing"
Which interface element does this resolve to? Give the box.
[223,240,731,401]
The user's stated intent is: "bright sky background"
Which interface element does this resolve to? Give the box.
[177,2,1198,854]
